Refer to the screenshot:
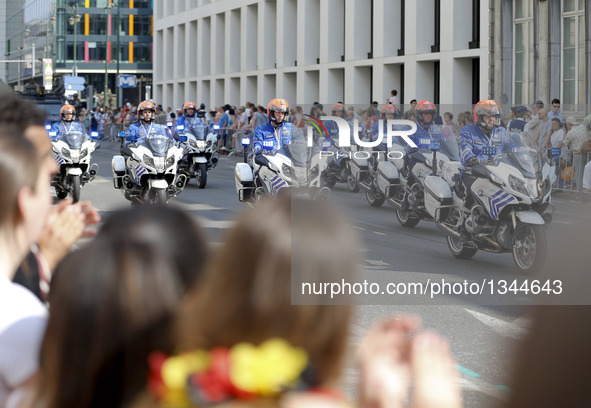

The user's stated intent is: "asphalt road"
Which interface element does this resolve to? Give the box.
[75,139,591,407]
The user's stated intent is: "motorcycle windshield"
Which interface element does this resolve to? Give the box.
[489,132,543,178]
[145,134,171,157]
[440,136,461,161]
[281,137,313,167]
[188,125,206,140]
[62,131,87,149]
[416,125,447,153]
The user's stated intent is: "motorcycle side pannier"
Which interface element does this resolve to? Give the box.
[424,175,453,221]
[234,163,255,202]
[349,155,369,181]
[376,161,400,198]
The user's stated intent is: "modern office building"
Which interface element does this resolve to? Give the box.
[154,0,590,116]
[3,0,154,106]
[153,0,488,113]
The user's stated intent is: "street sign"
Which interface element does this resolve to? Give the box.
[66,83,85,91]
[64,75,86,85]
[118,74,137,88]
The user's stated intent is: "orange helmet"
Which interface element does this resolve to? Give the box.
[183,102,197,116]
[138,100,156,121]
[267,98,290,124]
[60,104,76,121]
[415,100,436,124]
[380,104,398,119]
[331,103,345,116]
[473,99,501,131]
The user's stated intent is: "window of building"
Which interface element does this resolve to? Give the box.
[512,0,534,105]
[561,0,585,108]
[134,15,152,36]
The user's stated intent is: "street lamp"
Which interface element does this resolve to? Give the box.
[68,4,81,76]
[104,2,115,108]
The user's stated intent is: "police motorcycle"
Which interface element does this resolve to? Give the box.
[173,121,220,188]
[429,132,557,273]
[48,127,100,202]
[389,126,462,228]
[234,133,329,205]
[111,131,187,205]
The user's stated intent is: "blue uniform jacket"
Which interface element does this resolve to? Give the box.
[459,124,513,166]
[127,121,171,145]
[50,121,88,136]
[253,121,299,154]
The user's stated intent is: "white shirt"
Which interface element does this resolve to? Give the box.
[0,274,47,406]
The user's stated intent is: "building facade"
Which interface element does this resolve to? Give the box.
[154,0,488,113]
[490,0,591,115]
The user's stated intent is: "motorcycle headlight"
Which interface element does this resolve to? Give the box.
[282,164,294,179]
[196,140,206,150]
[308,164,319,179]
[189,138,198,148]
[508,174,529,196]
[165,156,176,168]
[80,148,88,158]
[153,157,166,171]
[206,139,212,147]
[538,177,551,197]
[61,147,71,159]
[143,154,155,168]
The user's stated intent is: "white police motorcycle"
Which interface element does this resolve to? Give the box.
[428,132,557,273]
[234,134,328,205]
[112,132,186,205]
[173,122,219,188]
[49,127,99,202]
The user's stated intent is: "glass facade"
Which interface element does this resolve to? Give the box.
[54,0,153,69]
[561,0,585,108]
[512,0,534,105]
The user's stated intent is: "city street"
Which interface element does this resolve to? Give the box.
[79,139,589,408]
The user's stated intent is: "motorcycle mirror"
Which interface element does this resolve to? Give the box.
[178,135,188,142]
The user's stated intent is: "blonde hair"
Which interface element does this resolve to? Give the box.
[183,196,358,387]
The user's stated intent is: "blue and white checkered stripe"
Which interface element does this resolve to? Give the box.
[269,175,287,196]
[487,190,517,219]
[134,166,147,184]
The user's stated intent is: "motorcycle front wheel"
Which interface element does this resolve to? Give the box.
[71,175,81,203]
[321,172,336,189]
[513,224,547,273]
[447,235,478,260]
[196,162,207,189]
[155,189,168,205]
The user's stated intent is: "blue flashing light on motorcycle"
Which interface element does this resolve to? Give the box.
[176,125,185,131]
[45,124,51,130]
[213,124,220,130]
[90,131,99,139]
[49,131,58,138]
[321,138,333,150]
[118,131,126,138]
[167,121,173,127]
[241,137,251,146]
[178,135,188,142]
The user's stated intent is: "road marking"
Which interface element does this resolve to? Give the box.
[173,202,227,211]
[353,226,366,231]
[373,231,386,236]
[465,309,529,340]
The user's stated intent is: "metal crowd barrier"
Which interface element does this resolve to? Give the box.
[543,147,591,195]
